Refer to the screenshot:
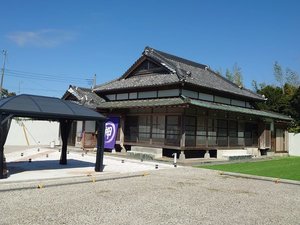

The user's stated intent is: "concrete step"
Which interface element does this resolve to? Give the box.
[129,146,162,159]
[226,155,253,160]
[220,149,252,160]
[127,151,156,160]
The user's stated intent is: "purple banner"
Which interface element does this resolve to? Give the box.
[104,117,119,149]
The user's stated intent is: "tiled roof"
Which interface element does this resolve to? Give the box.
[63,86,105,109]
[94,47,265,101]
[95,96,291,121]
[188,98,292,121]
[148,47,264,101]
[96,97,186,109]
[93,73,180,91]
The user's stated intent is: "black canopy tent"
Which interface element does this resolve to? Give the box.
[0,94,106,179]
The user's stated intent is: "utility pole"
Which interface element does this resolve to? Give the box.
[18,81,23,94]
[92,74,96,89]
[0,50,7,98]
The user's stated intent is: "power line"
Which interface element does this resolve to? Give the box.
[6,72,92,83]
[5,69,93,83]
[6,68,90,80]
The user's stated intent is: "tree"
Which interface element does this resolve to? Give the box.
[290,86,300,132]
[252,61,300,132]
[286,67,300,87]
[291,86,300,115]
[1,88,16,98]
[225,68,233,82]
[217,63,243,87]
[273,61,300,94]
[254,83,299,132]
[252,80,266,92]
[232,63,243,87]
[256,85,286,112]
[274,61,284,90]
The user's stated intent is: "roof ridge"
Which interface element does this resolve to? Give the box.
[144,47,185,80]
[146,46,208,70]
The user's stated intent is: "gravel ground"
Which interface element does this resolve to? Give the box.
[0,167,299,225]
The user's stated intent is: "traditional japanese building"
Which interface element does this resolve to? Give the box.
[63,47,291,159]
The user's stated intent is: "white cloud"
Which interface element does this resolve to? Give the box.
[7,29,76,47]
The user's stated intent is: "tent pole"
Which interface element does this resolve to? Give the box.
[60,119,72,165]
[0,144,3,179]
[95,120,105,172]
[0,114,11,179]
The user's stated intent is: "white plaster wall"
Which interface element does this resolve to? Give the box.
[6,119,60,146]
[288,133,300,156]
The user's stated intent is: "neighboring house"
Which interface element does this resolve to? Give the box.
[62,85,105,148]
[63,47,291,159]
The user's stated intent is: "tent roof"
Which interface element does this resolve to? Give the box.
[0,94,106,121]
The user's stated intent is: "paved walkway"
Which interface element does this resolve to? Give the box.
[2,147,174,183]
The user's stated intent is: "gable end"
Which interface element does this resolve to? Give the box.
[126,58,170,78]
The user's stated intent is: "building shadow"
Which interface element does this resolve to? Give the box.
[6,159,97,175]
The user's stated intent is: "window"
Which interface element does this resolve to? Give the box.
[185,116,196,147]
[217,119,228,146]
[157,89,180,97]
[246,102,252,108]
[182,89,198,98]
[238,121,245,146]
[165,116,181,146]
[231,99,246,107]
[138,116,151,142]
[198,93,213,101]
[152,116,165,144]
[106,94,116,101]
[116,93,128,100]
[208,118,217,146]
[196,116,207,146]
[228,120,238,146]
[215,96,231,104]
[129,92,137,99]
[124,116,138,142]
[245,123,258,146]
[138,91,157,99]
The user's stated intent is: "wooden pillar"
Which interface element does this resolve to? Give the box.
[119,116,126,153]
[179,115,186,160]
[95,120,105,172]
[180,115,186,148]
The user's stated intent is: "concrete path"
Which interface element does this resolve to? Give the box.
[2,147,174,183]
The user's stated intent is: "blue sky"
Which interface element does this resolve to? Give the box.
[1,0,299,97]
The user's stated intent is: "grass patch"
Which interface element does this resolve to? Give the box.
[197,157,300,181]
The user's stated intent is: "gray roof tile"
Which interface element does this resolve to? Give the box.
[94,96,291,121]
[94,47,265,101]
[97,97,186,109]
[94,73,179,91]
[64,86,105,109]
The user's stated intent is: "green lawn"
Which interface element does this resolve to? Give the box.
[197,157,300,181]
